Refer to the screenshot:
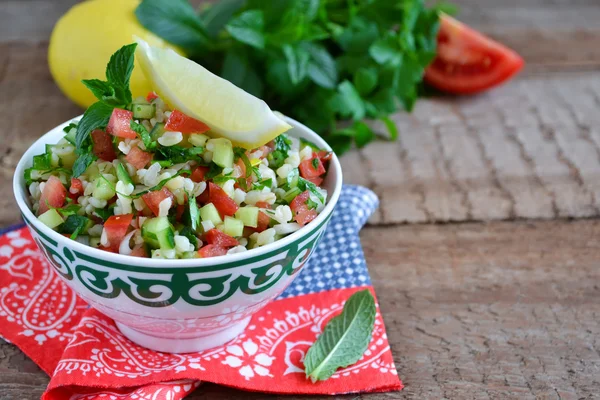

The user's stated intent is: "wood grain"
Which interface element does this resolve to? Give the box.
[2,219,600,399]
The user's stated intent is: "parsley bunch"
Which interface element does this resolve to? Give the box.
[135,0,448,154]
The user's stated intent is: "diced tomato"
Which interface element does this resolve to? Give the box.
[255,211,271,233]
[141,188,174,217]
[190,166,210,183]
[255,201,271,209]
[104,214,133,252]
[290,190,317,226]
[198,244,228,258]
[208,182,239,217]
[233,158,253,190]
[424,15,524,94]
[317,150,333,162]
[38,175,67,215]
[205,229,239,247]
[68,178,84,200]
[130,246,148,257]
[164,110,210,134]
[126,146,153,169]
[299,152,326,179]
[146,91,159,102]
[175,204,186,221]
[257,145,273,159]
[106,108,137,139]
[91,129,116,161]
[306,177,323,186]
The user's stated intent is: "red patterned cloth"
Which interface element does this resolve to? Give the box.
[0,187,402,399]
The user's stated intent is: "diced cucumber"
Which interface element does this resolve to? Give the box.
[211,138,234,168]
[93,176,116,200]
[132,103,156,119]
[38,209,64,229]
[181,251,198,259]
[57,151,77,169]
[85,162,100,181]
[132,98,150,105]
[64,127,77,145]
[150,123,165,140]
[282,187,302,204]
[142,216,175,249]
[33,153,51,170]
[235,206,259,228]
[74,235,90,246]
[189,133,210,147]
[223,216,244,237]
[116,163,134,185]
[199,203,222,226]
[89,236,102,248]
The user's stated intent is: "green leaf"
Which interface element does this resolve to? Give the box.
[369,88,396,114]
[434,2,459,15]
[304,43,337,89]
[75,102,114,149]
[61,215,91,240]
[221,49,264,97]
[136,0,209,54]
[304,290,377,381]
[283,44,310,85]
[334,81,365,120]
[336,17,379,54]
[201,0,246,38]
[81,79,119,105]
[105,43,137,104]
[226,10,265,49]
[72,152,97,178]
[130,120,157,151]
[380,116,399,141]
[353,67,378,96]
[354,121,376,148]
[188,193,200,231]
[369,35,402,65]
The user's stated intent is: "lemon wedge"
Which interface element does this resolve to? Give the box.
[135,38,291,149]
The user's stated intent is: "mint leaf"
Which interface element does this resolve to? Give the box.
[354,121,376,148]
[333,81,365,120]
[305,43,337,89]
[105,43,137,105]
[201,0,245,38]
[130,120,157,151]
[136,0,209,54]
[81,79,118,105]
[75,102,113,149]
[353,67,378,96]
[381,116,399,141]
[369,35,402,65]
[304,290,376,382]
[226,10,265,49]
[72,152,97,178]
[283,44,310,85]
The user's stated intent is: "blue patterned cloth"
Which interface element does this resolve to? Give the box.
[280,185,378,298]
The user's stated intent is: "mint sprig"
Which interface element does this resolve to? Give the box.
[73,43,138,177]
[304,290,377,382]
[135,0,448,154]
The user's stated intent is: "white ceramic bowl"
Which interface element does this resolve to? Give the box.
[13,116,342,353]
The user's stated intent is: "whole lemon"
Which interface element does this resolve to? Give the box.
[49,0,183,109]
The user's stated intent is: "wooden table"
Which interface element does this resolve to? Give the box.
[2,0,600,398]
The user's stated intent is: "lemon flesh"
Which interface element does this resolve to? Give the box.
[135,38,291,149]
[48,0,183,109]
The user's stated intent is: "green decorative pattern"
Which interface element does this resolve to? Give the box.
[23,213,330,307]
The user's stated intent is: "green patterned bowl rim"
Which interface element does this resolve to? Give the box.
[13,115,343,270]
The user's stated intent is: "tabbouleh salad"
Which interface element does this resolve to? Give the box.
[26,44,331,259]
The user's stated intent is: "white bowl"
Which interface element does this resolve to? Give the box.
[13,116,342,353]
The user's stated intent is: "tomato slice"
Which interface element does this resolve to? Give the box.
[106,108,137,139]
[141,188,174,217]
[146,91,159,102]
[104,214,133,252]
[38,175,67,215]
[299,152,326,179]
[290,190,318,226]
[164,110,210,134]
[190,166,210,183]
[205,229,239,247]
[198,244,228,258]
[208,182,239,217]
[91,129,116,161]
[424,15,524,94]
[125,146,153,170]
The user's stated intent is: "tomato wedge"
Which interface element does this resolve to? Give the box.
[106,108,137,139]
[90,129,116,161]
[142,188,174,217]
[190,166,210,183]
[164,110,210,134]
[104,214,133,252]
[198,244,228,258]
[205,229,239,247]
[424,15,524,94]
[208,182,239,217]
[126,146,153,170]
[290,191,318,226]
[38,176,67,215]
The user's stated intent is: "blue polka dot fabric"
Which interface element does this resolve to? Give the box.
[280,185,379,298]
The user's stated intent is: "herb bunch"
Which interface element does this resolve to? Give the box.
[136,0,447,154]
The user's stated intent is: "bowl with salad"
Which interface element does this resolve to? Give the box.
[12,40,342,353]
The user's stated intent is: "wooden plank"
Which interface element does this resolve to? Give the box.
[1,0,600,69]
[2,219,600,398]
